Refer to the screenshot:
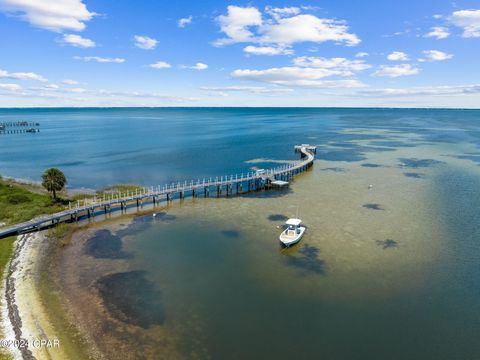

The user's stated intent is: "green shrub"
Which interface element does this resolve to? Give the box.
[0,180,65,225]
[6,193,30,205]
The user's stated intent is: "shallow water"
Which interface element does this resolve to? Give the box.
[1,108,479,188]
[5,108,480,359]
[79,147,480,359]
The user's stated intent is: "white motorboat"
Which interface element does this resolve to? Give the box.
[279,218,305,247]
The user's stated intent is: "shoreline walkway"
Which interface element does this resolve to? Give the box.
[0,145,316,239]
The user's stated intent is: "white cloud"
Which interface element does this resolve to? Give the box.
[214,6,360,47]
[44,84,59,89]
[231,55,369,88]
[2,85,199,106]
[63,34,95,48]
[215,6,262,46]
[149,61,171,69]
[178,16,192,27]
[187,63,208,70]
[372,64,420,77]
[293,56,371,74]
[0,0,95,32]
[97,90,199,103]
[420,50,453,61]
[265,6,300,19]
[231,67,365,88]
[69,87,86,93]
[0,68,47,81]
[200,85,293,94]
[0,83,22,91]
[62,79,79,85]
[259,14,360,46]
[387,51,409,61]
[450,9,480,37]
[280,79,365,88]
[243,45,293,56]
[358,84,480,97]
[74,56,125,63]
[232,67,327,83]
[425,26,450,39]
[355,52,369,58]
[133,35,158,50]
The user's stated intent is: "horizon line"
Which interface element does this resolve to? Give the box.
[0,106,479,110]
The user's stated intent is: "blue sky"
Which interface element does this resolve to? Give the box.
[0,0,479,107]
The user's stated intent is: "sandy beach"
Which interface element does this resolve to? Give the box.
[0,232,68,360]
[0,212,187,360]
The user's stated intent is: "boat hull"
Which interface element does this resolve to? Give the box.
[279,226,306,247]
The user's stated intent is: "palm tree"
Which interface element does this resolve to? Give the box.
[42,168,66,200]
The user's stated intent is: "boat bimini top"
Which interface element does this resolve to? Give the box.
[285,218,302,226]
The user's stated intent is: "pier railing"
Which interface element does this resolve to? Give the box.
[0,121,40,134]
[74,162,302,208]
[0,145,316,238]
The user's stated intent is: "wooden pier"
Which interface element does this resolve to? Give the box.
[0,145,316,239]
[0,121,40,135]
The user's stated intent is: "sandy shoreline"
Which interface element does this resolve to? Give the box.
[1,232,68,360]
[0,207,183,360]
[57,219,184,360]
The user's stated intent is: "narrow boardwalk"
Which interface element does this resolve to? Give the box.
[0,121,40,134]
[0,145,316,238]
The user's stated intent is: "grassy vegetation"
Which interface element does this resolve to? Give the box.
[70,184,144,202]
[102,184,144,193]
[0,179,66,226]
[69,193,95,201]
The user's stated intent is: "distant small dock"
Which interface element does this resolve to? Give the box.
[0,145,316,238]
[0,121,40,134]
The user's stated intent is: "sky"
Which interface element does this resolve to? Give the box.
[0,0,479,108]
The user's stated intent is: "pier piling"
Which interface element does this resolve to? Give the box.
[0,145,316,238]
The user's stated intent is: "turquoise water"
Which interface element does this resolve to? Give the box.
[3,108,480,359]
[1,108,479,188]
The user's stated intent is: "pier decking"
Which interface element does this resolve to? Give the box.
[0,145,316,239]
[0,121,40,134]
